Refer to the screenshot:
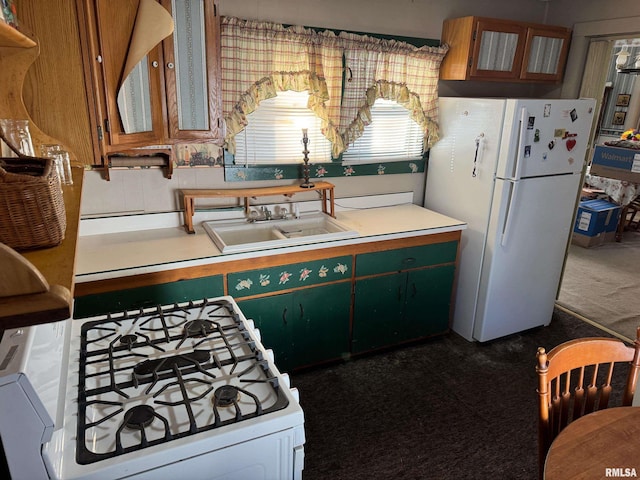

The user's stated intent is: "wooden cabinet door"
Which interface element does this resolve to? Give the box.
[78,0,223,161]
[520,26,571,82]
[84,0,167,149]
[400,265,455,342]
[161,0,222,142]
[470,18,527,80]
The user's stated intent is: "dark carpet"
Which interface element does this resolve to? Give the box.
[291,307,626,480]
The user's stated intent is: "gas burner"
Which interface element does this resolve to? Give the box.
[184,319,217,337]
[119,334,137,349]
[124,405,155,430]
[213,385,239,407]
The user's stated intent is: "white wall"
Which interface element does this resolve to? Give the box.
[81,0,640,217]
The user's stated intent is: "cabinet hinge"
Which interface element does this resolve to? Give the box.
[472,30,477,41]
[97,125,103,141]
[104,119,110,134]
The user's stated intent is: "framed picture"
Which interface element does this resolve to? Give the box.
[612,111,626,125]
[616,94,631,107]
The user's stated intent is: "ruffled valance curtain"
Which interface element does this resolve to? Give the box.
[221,17,449,158]
[338,32,449,151]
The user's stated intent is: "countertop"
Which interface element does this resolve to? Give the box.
[76,203,466,283]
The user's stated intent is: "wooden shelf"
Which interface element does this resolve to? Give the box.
[0,21,36,48]
[181,181,336,234]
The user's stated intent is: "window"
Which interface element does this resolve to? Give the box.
[341,99,424,165]
[234,90,333,165]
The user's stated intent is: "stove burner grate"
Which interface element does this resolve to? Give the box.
[76,298,291,465]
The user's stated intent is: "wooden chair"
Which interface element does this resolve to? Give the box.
[625,197,640,231]
[536,327,640,479]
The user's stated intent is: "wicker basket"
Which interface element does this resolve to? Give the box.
[0,156,66,250]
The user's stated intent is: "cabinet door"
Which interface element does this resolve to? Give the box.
[292,283,351,368]
[470,18,526,80]
[161,0,222,141]
[86,0,167,149]
[400,265,455,342]
[520,27,570,82]
[239,283,351,371]
[352,273,405,353]
[238,294,293,369]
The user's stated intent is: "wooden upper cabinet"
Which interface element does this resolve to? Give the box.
[439,16,571,83]
[161,0,222,142]
[77,0,222,163]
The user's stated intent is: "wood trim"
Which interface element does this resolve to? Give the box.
[75,0,106,166]
[182,181,336,233]
[74,230,462,297]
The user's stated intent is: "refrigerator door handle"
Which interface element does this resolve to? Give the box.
[500,179,519,247]
[506,107,528,181]
[472,133,484,177]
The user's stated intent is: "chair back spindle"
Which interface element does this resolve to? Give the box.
[536,327,640,480]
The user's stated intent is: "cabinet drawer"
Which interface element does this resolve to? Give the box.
[228,255,352,298]
[73,275,224,319]
[355,241,458,277]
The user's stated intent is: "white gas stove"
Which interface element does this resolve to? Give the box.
[0,296,305,479]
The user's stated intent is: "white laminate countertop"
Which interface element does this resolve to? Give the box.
[75,203,466,283]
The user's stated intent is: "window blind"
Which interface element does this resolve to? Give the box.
[234,91,333,165]
[341,99,424,165]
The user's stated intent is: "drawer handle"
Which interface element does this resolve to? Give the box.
[299,303,304,318]
[411,282,417,298]
[403,257,416,265]
[282,307,288,325]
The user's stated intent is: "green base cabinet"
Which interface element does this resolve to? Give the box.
[352,265,455,353]
[73,275,224,319]
[238,282,351,371]
[352,242,457,354]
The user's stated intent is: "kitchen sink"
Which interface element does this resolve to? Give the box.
[203,212,359,254]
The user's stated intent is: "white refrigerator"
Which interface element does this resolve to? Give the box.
[425,97,595,342]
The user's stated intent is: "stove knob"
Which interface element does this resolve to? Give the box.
[281,373,291,388]
[246,319,255,330]
[290,387,300,402]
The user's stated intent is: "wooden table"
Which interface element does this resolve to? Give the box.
[544,407,640,479]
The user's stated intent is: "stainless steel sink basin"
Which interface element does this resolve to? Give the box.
[203,213,359,254]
